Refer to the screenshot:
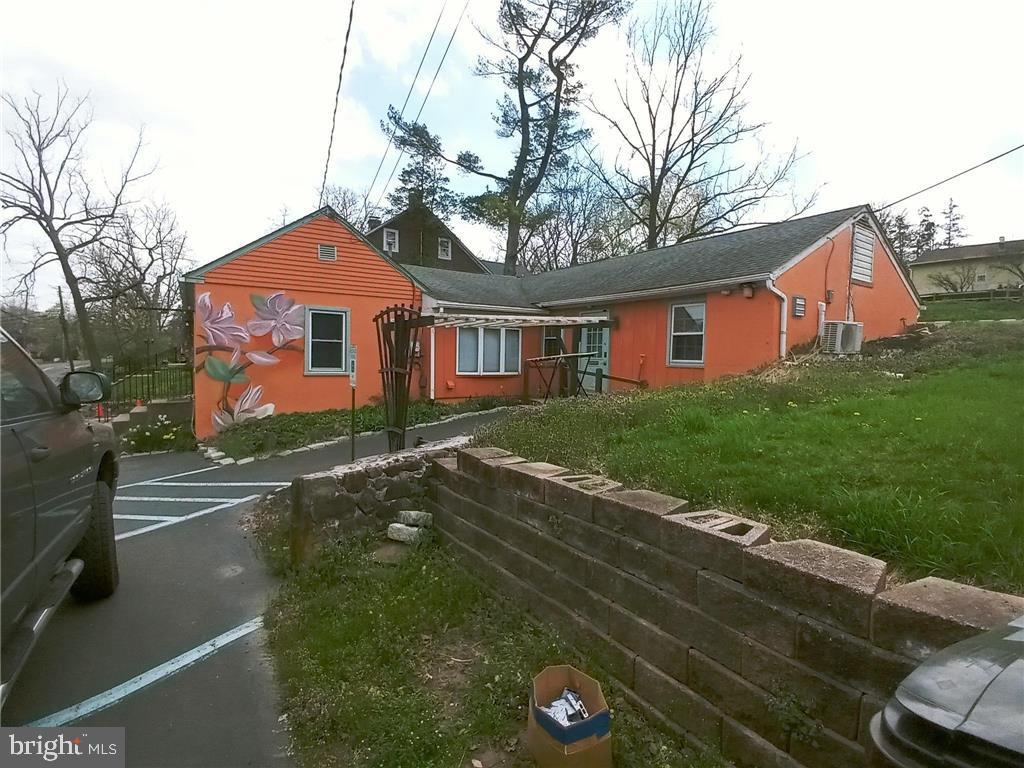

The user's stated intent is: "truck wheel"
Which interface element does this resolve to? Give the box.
[70,481,120,600]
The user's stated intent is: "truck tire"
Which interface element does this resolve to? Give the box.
[70,481,119,600]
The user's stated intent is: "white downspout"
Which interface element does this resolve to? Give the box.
[429,325,436,401]
[766,279,788,359]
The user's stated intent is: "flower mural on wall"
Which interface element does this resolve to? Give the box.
[196,291,305,433]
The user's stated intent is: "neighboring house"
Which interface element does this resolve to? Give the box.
[908,237,1024,296]
[364,203,491,275]
[184,203,919,438]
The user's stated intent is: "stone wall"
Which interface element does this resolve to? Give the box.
[427,447,1024,768]
[289,437,469,564]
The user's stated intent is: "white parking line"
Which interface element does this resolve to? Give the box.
[29,617,264,727]
[113,514,180,522]
[143,481,290,487]
[120,466,219,489]
[118,496,251,503]
[115,495,260,541]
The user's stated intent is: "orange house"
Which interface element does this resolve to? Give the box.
[184,204,919,439]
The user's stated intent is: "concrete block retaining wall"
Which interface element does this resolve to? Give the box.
[424,447,1024,768]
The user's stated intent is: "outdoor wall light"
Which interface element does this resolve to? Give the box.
[742,284,755,298]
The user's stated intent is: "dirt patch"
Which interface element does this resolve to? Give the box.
[461,741,527,768]
[417,633,483,716]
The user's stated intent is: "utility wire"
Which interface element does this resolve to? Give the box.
[876,142,1024,212]
[372,0,470,213]
[364,0,449,203]
[318,0,358,208]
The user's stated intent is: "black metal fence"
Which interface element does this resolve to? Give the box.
[94,349,193,420]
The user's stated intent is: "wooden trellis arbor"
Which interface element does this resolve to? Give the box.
[373,304,430,452]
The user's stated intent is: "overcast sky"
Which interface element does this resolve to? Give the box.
[2,0,1021,307]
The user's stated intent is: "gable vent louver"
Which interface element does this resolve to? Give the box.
[318,244,337,261]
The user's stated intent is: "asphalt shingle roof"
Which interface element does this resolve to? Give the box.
[911,239,1024,266]
[410,205,867,309]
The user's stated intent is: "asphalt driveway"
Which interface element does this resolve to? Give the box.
[1,412,502,767]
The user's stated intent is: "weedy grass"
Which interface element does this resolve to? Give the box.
[266,536,725,768]
[921,298,1024,321]
[211,396,510,459]
[479,324,1024,593]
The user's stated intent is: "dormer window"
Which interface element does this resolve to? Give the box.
[438,237,452,261]
[383,228,399,253]
[317,244,337,261]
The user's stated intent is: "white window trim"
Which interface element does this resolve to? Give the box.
[304,306,350,376]
[438,237,452,261]
[317,243,337,261]
[383,228,399,253]
[456,326,522,376]
[666,301,706,367]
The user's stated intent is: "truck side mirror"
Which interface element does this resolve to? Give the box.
[60,371,111,408]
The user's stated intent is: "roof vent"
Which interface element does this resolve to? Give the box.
[999,236,1005,246]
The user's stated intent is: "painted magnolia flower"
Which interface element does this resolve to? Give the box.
[197,292,250,349]
[247,292,304,347]
[212,384,275,433]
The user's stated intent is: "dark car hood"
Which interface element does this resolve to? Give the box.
[895,617,1024,754]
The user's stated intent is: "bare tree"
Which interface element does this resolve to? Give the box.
[993,255,1024,287]
[75,204,190,357]
[322,184,380,230]
[930,265,977,293]
[587,0,808,251]
[520,163,619,271]
[0,86,149,369]
[391,0,629,273]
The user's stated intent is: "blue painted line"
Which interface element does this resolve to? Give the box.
[30,617,264,726]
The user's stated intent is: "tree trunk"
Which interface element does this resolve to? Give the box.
[504,211,522,275]
[51,237,103,370]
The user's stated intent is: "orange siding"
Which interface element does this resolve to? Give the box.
[430,325,545,401]
[193,216,419,439]
[777,223,919,348]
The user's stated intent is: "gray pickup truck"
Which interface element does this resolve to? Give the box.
[1,328,120,707]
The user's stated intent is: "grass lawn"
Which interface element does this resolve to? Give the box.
[478,324,1024,594]
[922,297,1024,321]
[212,396,510,459]
[265,535,723,768]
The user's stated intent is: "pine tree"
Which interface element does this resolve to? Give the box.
[939,198,967,248]
[913,206,937,256]
[385,117,460,219]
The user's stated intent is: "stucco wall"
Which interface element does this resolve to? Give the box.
[909,256,1024,296]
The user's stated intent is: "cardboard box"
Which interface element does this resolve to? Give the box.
[525,665,613,768]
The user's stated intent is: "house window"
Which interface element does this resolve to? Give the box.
[438,237,452,261]
[668,302,705,365]
[976,273,986,283]
[317,244,337,261]
[456,327,520,375]
[793,296,807,318]
[305,308,348,374]
[851,222,874,283]
[543,327,564,357]
[383,228,399,253]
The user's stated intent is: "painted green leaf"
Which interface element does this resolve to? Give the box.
[204,354,236,382]
[230,373,250,384]
[251,294,269,314]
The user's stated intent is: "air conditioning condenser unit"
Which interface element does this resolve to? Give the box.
[821,321,863,354]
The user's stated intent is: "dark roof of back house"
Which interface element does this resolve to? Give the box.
[911,238,1024,266]
[409,205,869,309]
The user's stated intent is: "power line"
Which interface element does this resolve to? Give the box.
[372,0,470,213]
[364,0,449,203]
[876,142,1024,212]
[318,0,358,208]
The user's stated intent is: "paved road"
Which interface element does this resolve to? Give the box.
[2,412,502,767]
[38,359,91,382]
